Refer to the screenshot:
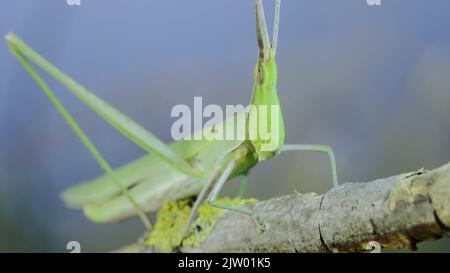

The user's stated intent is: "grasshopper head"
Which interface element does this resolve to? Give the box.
[247,0,285,161]
[248,49,285,161]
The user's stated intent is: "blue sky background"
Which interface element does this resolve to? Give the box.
[1,0,450,252]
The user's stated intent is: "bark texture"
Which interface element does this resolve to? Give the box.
[117,162,450,253]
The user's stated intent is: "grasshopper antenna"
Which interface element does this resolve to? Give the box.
[272,0,281,56]
[256,0,281,60]
[255,0,270,62]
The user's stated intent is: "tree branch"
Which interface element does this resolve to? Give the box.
[116,162,450,253]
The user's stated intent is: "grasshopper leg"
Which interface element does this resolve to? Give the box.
[237,174,249,198]
[282,144,339,188]
[5,33,202,179]
[183,162,262,238]
[183,163,223,238]
[7,43,153,231]
[206,161,265,232]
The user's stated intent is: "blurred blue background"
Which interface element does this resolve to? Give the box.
[1,0,449,252]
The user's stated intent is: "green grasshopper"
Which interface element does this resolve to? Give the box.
[5,0,337,237]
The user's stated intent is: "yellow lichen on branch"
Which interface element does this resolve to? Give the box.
[146,197,257,252]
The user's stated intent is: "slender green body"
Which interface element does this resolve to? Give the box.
[6,0,337,231]
[5,0,285,223]
[5,31,283,223]
[63,47,284,223]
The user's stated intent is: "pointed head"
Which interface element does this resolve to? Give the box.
[247,0,285,161]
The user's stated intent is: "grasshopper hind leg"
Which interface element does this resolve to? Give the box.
[7,41,153,231]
